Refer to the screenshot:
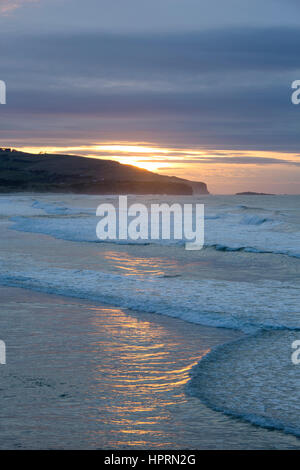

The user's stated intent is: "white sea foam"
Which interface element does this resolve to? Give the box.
[1,257,299,333]
[189,330,300,437]
[1,193,300,439]
[10,201,300,257]
[0,196,46,216]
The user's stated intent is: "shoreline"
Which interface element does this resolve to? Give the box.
[1,285,299,449]
[0,193,299,449]
[188,331,300,439]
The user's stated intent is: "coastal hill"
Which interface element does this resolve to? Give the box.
[236,192,274,196]
[0,148,209,195]
[0,149,209,195]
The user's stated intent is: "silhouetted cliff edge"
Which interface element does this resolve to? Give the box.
[0,149,209,195]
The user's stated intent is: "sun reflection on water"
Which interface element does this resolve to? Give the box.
[102,251,180,277]
[84,305,211,448]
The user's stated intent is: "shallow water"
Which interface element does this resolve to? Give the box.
[189,330,300,437]
[0,193,299,447]
[0,287,299,449]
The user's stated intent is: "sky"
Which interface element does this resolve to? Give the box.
[0,0,300,193]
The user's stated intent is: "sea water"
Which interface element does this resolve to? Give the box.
[0,193,299,445]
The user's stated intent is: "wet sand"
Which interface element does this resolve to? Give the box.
[0,286,299,449]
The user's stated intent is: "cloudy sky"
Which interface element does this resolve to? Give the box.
[1,0,300,193]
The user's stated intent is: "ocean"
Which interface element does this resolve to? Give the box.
[0,193,299,448]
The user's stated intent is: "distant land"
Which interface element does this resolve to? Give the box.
[236,191,274,196]
[0,148,209,195]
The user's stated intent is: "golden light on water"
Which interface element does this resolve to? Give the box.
[102,251,180,277]
[85,302,213,447]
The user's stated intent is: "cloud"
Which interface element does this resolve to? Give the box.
[0,0,39,14]
[3,27,300,76]
[1,27,300,152]
[137,156,300,166]
[1,0,300,34]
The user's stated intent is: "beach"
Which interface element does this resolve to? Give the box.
[0,193,299,449]
[1,286,299,449]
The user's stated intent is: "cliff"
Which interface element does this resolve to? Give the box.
[0,148,209,195]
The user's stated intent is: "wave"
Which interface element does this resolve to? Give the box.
[0,197,46,217]
[188,330,300,438]
[31,200,90,216]
[10,215,300,259]
[32,200,75,216]
[1,261,300,333]
[239,215,271,225]
[209,243,300,259]
[235,204,271,212]
[2,194,300,442]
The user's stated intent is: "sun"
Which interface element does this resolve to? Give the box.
[125,160,164,172]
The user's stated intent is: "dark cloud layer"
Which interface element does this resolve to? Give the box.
[1,26,300,152]
[3,28,300,76]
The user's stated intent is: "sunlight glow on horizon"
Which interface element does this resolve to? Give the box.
[9,142,300,194]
